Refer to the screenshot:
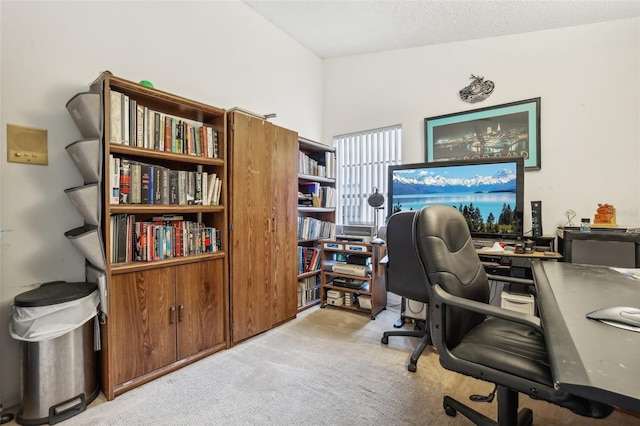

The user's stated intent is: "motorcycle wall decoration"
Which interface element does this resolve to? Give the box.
[459,74,495,104]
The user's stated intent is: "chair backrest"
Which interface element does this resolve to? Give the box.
[412,204,489,347]
[384,211,429,304]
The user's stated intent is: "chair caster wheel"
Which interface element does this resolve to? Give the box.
[444,404,457,417]
[408,363,417,373]
[381,336,388,344]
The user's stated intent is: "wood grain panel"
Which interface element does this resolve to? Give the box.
[270,124,299,325]
[176,259,226,358]
[229,112,273,343]
[110,268,176,385]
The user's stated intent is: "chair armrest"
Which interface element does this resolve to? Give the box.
[486,274,534,287]
[432,283,542,333]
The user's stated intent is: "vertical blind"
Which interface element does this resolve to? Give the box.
[333,125,402,225]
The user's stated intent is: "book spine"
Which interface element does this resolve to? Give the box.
[109,91,122,144]
[136,104,144,148]
[119,159,131,204]
[131,162,142,204]
[110,155,120,204]
[141,164,151,204]
[129,99,137,146]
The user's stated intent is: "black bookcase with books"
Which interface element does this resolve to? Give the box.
[65,72,228,400]
[297,136,336,310]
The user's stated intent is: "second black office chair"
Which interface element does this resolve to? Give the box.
[413,204,613,425]
[380,210,431,372]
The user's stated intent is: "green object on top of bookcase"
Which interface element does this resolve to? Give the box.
[139,80,154,88]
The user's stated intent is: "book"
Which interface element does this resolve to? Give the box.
[109,91,122,144]
[187,171,196,205]
[164,116,173,152]
[141,163,151,204]
[109,154,119,204]
[206,173,217,205]
[153,111,161,151]
[116,214,128,263]
[195,168,203,205]
[136,104,144,148]
[131,161,142,204]
[129,99,137,146]
[153,166,162,204]
[122,94,130,145]
[161,167,170,205]
[119,158,131,204]
[169,170,179,205]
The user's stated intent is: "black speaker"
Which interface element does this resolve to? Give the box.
[531,200,543,237]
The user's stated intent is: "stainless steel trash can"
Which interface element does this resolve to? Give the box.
[11,281,100,425]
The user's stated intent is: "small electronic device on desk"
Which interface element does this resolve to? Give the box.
[331,276,367,290]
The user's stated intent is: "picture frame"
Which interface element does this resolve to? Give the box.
[424,98,541,170]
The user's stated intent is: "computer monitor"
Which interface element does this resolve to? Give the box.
[387,156,524,241]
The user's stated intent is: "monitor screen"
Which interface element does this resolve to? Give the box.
[388,157,524,240]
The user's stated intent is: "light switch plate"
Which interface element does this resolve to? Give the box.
[7,124,48,165]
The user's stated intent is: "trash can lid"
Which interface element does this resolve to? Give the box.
[14,281,98,307]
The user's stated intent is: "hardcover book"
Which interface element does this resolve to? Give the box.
[109,90,122,144]
[119,159,131,204]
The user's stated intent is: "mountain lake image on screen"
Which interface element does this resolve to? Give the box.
[388,157,524,240]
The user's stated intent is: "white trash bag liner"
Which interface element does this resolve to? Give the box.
[10,291,99,342]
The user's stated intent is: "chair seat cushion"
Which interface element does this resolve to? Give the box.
[451,317,552,386]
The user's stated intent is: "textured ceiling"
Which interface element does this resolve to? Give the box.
[243,0,640,58]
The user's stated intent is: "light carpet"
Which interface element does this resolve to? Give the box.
[31,296,640,425]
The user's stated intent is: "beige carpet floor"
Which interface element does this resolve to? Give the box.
[8,294,640,425]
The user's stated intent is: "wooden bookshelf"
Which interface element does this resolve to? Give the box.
[297,137,336,311]
[66,72,228,400]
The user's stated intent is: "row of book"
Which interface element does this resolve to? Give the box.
[298,216,335,241]
[298,246,321,274]
[109,90,219,158]
[298,181,336,208]
[110,155,222,206]
[298,151,336,179]
[297,275,321,308]
[110,214,221,263]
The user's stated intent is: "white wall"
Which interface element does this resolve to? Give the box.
[0,0,322,407]
[323,18,640,235]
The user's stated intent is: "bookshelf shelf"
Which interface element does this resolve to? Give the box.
[110,252,225,274]
[109,205,224,214]
[67,72,228,401]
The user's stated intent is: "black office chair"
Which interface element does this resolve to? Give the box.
[412,205,613,426]
[380,210,431,372]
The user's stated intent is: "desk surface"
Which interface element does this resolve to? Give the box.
[476,249,562,259]
[532,261,640,413]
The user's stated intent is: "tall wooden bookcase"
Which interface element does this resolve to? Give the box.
[227,110,298,344]
[67,73,229,400]
[297,137,336,310]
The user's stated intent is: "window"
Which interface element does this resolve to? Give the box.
[333,125,402,226]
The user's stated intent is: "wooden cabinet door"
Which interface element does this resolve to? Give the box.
[110,268,176,385]
[176,259,226,358]
[229,112,274,343]
[269,123,298,325]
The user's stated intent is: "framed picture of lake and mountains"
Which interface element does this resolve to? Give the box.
[424,98,541,170]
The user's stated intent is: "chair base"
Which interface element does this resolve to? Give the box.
[443,386,533,426]
[381,326,431,372]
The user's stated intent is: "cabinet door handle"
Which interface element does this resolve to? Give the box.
[178,304,184,322]
[169,306,176,324]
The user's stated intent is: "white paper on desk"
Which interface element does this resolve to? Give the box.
[610,268,640,280]
[481,242,506,252]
